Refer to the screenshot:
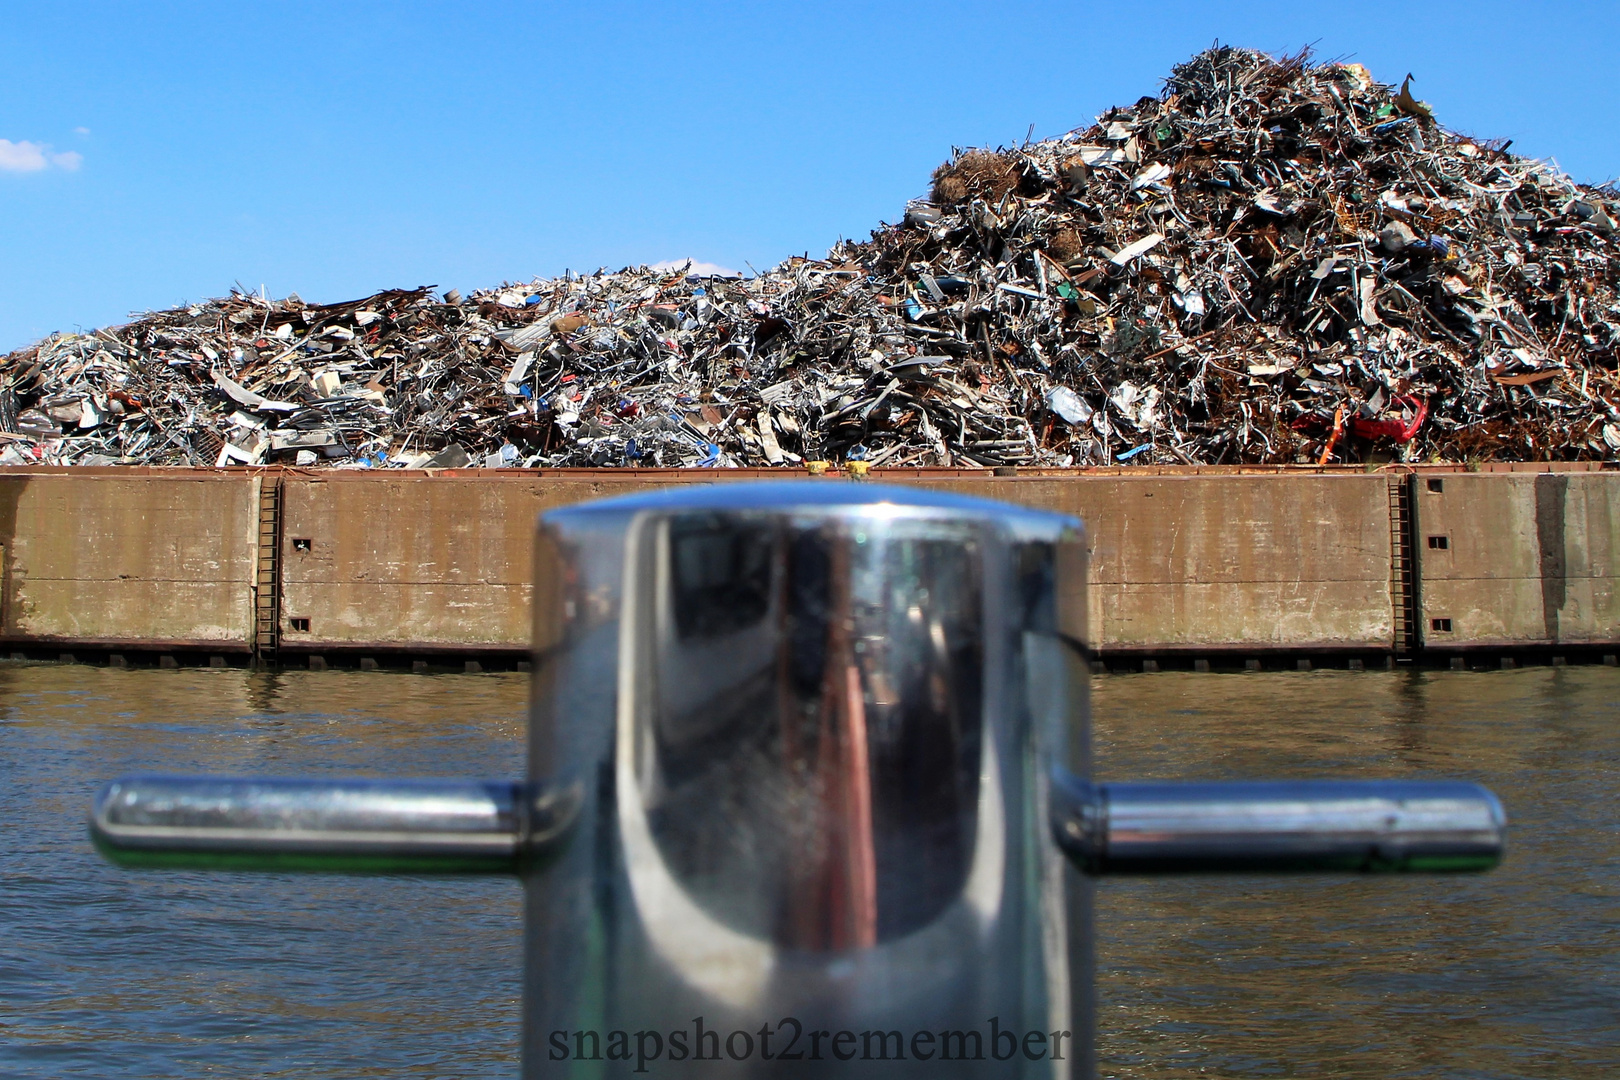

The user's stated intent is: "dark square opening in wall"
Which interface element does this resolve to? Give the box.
[1430,618,1453,633]
[1427,478,1444,493]
[292,538,313,553]
[289,617,311,632]
[1427,535,1449,550]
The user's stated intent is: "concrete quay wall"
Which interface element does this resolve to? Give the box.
[1415,472,1620,648]
[0,471,259,652]
[0,465,1613,661]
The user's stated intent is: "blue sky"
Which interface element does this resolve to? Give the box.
[2,1,1616,353]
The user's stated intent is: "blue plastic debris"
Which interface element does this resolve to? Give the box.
[1116,443,1153,461]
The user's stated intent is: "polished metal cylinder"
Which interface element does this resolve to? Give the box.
[523,481,1091,1078]
[1052,777,1505,874]
[91,775,530,873]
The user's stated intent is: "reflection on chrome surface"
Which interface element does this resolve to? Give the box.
[630,512,987,947]
[524,483,1086,1077]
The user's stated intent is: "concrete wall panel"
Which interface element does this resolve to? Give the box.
[0,472,258,648]
[1416,473,1620,647]
[942,475,1395,650]
[279,471,1395,653]
[279,475,674,650]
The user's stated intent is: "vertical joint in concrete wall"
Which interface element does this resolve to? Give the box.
[253,475,284,668]
[1388,474,1419,655]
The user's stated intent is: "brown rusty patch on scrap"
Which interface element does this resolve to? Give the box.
[931,150,1020,206]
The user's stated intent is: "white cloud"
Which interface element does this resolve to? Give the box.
[0,139,83,173]
[650,258,742,278]
[0,140,49,172]
[73,126,90,136]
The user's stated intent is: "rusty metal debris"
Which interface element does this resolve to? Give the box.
[3,46,1617,469]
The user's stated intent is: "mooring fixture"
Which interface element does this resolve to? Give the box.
[92,482,1504,1077]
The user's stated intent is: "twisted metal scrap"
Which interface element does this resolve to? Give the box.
[3,47,1616,469]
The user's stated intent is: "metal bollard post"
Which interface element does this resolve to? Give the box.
[92,482,1504,1078]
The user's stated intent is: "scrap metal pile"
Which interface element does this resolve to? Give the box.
[4,46,1618,469]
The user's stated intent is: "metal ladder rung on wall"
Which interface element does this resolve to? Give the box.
[1388,474,1417,655]
[253,476,283,666]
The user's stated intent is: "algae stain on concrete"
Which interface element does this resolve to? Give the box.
[1535,473,1569,643]
[0,476,26,633]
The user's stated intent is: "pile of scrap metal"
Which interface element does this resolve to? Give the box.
[3,46,1616,469]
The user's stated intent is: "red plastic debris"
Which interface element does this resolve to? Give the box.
[1347,394,1428,443]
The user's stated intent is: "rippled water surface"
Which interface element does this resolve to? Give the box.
[1,663,1616,1077]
